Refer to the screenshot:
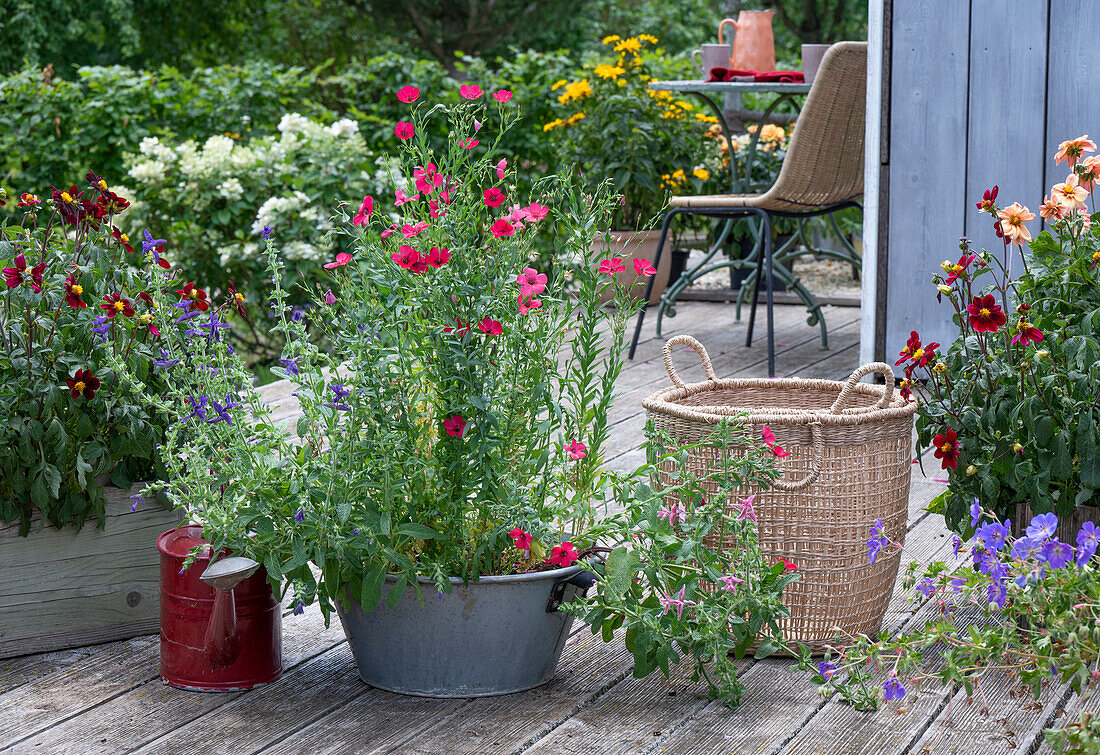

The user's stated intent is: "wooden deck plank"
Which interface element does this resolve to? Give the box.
[2,606,344,754]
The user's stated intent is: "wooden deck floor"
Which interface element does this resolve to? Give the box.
[1,302,1093,754]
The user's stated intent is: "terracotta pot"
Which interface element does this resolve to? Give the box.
[591,229,672,306]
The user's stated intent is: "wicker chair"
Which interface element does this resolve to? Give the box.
[628,41,867,377]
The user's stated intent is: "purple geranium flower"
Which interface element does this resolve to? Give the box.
[952,535,962,559]
[970,498,982,528]
[818,660,838,681]
[1027,512,1059,543]
[1011,536,1038,560]
[1077,522,1098,566]
[977,521,1010,552]
[1041,539,1073,569]
[987,581,1007,608]
[883,675,906,701]
[916,577,936,597]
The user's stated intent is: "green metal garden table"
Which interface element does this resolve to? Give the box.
[647,79,860,348]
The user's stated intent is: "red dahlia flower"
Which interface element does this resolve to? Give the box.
[943,254,976,285]
[3,253,46,293]
[111,227,135,254]
[967,294,1006,333]
[65,276,87,309]
[1011,321,1044,346]
[101,292,135,318]
[50,185,84,224]
[176,282,209,312]
[896,331,921,366]
[932,427,960,470]
[976,185,998,212]
[66,368,101,399]
[227,281,247,318]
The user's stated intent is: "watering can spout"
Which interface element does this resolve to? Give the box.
[200,556,260,591]
[200,556,261,668]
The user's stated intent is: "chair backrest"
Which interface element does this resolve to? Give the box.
[763,41,867,210]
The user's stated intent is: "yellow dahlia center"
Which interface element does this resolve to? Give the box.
[74,381,85,392]
[97,180,107,190]
[980,308,991,317]
[912,348,924,359]
[940,443,953,453]
[71,284,83,295]
[61,191,73,204]
[113,301,125,312]
[139,313,152,324]
[234,293,244,304]
[120,233,129,244]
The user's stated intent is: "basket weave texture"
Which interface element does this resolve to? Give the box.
[642,335,916,653]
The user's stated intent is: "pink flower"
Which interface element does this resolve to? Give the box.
[496,159,508,179]
[658,586,695,620]
[428,199,444,219]
[402,221,429,238]
[414,164,445,195]
[394,121,415,140]
[493,89,513,103]
[461,138,479,149]
[324,289,336,304]
[779,558,798,571]
[598,257,625,276]
[761,426,789,457]
[473,119,483,133]
[443,414,467,437]
[381,223,399,239]
[518,295,542,314]
[477,317,503,335]
[392,245,426,273]
[491,218,515,238]
[733,495,757,524]
[633,258,656,277]
[516,268,547,297]
[549,541,579,567]
[565,438,587,459]
[459,84,483,100]
[323,252,352,269]
[483,187,505,208]
[523,202,549,222]
[510,527,533,550]
[657,501,686,525]
[427,246,451,267]
[352,195,373,226]
[397,85,420,103]
[395,188,420,206]
[718,574,744,592]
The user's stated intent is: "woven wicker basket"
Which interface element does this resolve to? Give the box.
[642,336,917,653]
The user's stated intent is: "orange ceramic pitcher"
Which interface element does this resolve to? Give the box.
[719,10,777,72]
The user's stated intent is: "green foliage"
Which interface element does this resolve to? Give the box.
[907,156,1100,532]
[0,179,167,532]
[567,421,789,707]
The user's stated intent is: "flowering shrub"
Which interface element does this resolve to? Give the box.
[542,34,713,230]
[121,113,385,362]
[569,421,794,708]
[900,136,1100,531]
[799,504,1100,750]
[133,86,669,619]
[0,173,174,532]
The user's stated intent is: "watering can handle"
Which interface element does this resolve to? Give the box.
[718,18,738,46]
[546,570,599,613]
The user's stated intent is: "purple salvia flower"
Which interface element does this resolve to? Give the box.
[90,315,111,335]
[260,225,273,240]
[293,599,304,615]
[294,508,306,523]
[279,357,299,376]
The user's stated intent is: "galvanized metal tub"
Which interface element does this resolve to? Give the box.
[335,565,594,697]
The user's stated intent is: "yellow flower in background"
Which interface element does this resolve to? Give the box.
[639,34,659,44]
[674,100,694,111]
[542,118,565,132]
[566,112,586,125]
[594,64,626,80]
[616,79,626,88]
[760,123,786,144]
[695,113,719,124]
[693,168,710,180]
[551,79,567,91]
[614,37,642,54]
[557,79,593,105]
[602,35,621,45]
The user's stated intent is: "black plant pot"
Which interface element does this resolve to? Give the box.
[728,234,789,293]
[669,248,691,287]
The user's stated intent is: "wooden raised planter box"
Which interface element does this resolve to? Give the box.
[0,486,179,659]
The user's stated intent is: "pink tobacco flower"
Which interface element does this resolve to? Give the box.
[491,218,515,238]
[1011,321,1044,346]
[352,195,373,226]
[657,501,686,525]
[496,159,508,179]
[459,84,483,100]
[565,438,587,460]
[483,187,505,208]
[402,221,429,238]
[324,252,353,269]
[477,317,503,335]
[394,121,415,140]
[632,258,657,277]
[659,586,695,620]
[733,495,757,524]
[426,246,451,267]
[443,414,467,437]
[324,289,337,304]
[493,89,513,103]
[397,85,420,103]
[509,527,532,551]
[395,188,419,206]
[598,257,625,276]
[718,574,745,592]
[549,541,579,567]
[517,295,542,314]
[516,268,547,297]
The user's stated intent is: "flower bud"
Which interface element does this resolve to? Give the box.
[933,362,947,373]
[966,465,978,476]
[940,260,953,272]
[1036,349,1050,358]
[937,284,952,294]
[1013,443,1023,453]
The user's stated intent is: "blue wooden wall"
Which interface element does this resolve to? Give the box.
[879,0,1100,363]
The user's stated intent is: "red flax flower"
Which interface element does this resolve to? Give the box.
[3,253,46,292]
[632,258,657,277]
[761,425,789,458]
[324,252,353,269]
[396,85,420,103]
[490,218,515,238]
[549,542,579,567]
[65,276,87,309]
[598,257,625,276]
[932,427,960,470]
[509,527,532,550]
[101,292,135,318]
[394,121,415,140]
[477,317,503,335]
[66,368,101,400]
[967,294,1006,333]
[443,414,467,437]
[176,282,210,312]
[483,187,505,208]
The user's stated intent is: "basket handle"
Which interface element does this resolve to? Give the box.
[829,362,895,414]
[662,335,718,388]
[769,420,824,492]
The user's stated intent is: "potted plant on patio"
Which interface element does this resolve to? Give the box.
[899,136,1100,539]
[543,34,712,304]
[0,174,179,657]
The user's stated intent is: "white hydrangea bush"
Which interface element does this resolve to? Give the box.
[122,113,385,360]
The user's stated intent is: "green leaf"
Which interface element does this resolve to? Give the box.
[603,546,642,599]
[360,565,386,611]
[335,500,351,523]
[754,638,779,659]
[394,523,442,540]
[1034,416,1055,446]
[386,576,406,609]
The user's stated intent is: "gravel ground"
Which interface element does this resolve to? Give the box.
[688,247,862,300]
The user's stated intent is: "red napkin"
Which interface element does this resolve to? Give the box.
[707,67,805,83]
